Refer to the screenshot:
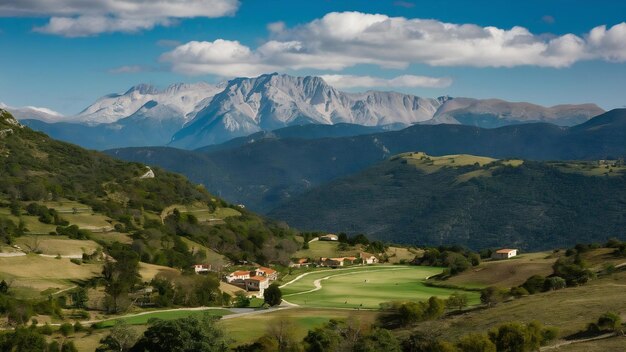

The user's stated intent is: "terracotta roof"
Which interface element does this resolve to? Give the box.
[495,249,517,253]
[246,276,268,282]
[297,258,308,264]
[231,270,251,276]
[344,257,357,260]
[257,266,276,275]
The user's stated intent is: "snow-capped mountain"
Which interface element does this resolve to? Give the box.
[0,103,65,123]
[10,73,604,150]
[170,73,448,148]
[73,82,224,125]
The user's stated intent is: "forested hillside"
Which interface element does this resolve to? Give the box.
[269,152,626,251]
[0,109,297,265]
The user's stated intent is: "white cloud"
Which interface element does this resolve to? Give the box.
[320,74,452,89]
[160,39,279,77]
[0,0,239,37]
[161,12,626,77]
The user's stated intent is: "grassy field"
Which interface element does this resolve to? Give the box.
[282,266,480,309]
[14,235,100,256]
[445,251,558,288]
[161,203,241,222]
[403,270,626,342]
[554,336,626,351]
[386,246,420,264]
[138,262,181,281]
[0,254,101,297]
[219,308,379,345]
[552,161,626,177]
[293,240,359,259]
[97,308,231,328]
[89,231,132,244]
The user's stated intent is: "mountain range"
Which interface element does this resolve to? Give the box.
[106,109,626,214]
[7,73,604,150]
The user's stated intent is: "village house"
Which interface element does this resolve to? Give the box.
[359,252,379,264]
[192,264,211,274]
[320,256,357,267]
[289,258,311,268]
[244,277,269,297]
[492,248,518,260]
[254,266,278,281]
[225,270,251,283]
[319,234,339,241]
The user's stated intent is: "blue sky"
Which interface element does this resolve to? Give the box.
[1,0,625,114]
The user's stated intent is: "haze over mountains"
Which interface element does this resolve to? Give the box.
[7,73,604,150]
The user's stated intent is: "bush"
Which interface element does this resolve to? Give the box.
[597,312,622,331]
[70,258,82,265]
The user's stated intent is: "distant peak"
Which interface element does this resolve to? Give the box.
[125,83,159,95]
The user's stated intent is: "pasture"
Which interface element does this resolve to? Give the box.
[0,254,101,298]
[293,240,358,259]
[96,308,231,328]
[218,308,379,345]
[282,265,479,309]
[445,251,557,288]
[14,235,100,257]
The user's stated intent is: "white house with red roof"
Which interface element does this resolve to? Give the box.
[492,248,518,260]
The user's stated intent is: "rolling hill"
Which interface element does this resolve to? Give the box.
[268,152,626,251]
[0,109,296,266]
[107,109,626,213]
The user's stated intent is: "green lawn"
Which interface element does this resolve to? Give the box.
[281,266,479,309]
[97,309,231,328]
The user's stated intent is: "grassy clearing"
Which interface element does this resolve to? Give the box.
[161,203,241,222]
[219,308,379,345]
[15,235,100,256]
[404,270,626,341]
[179,237,228,266]
[97,309,231,328]
[553,336,626,351]
[89,231,132,244]
[445,251,557,288]
[551,162,626,177]
[282,266,479,309]
[386,246,421,264]
[293,240,359,259]
[0,254,101,297]
[138,262,181,281]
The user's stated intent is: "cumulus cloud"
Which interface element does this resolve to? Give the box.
[320,74,452,89]
[161,12,626,77]
[0,0,239,37]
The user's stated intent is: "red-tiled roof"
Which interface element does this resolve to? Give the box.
[258,266,276,275]
[495,249,517,253]
[231,270,251,276]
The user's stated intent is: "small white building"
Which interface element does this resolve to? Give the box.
[192,264,211,274]
[244,277,269,297]
[319,234,339,241]
[359,252,379,264]
[492,248,518,260]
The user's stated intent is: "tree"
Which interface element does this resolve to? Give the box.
[71,287,89,308]
[132,314,228,352]
[0,279,9,294]
[265,318,298,352]
[480,286,508,306]
[59,323,74,337]
[264,283,282,307]
[446,292,468,311]
[353,328,401,352]
[61,341,79,352]
[96,320,139,352]
[597,312,622,332]
[492,323,526,352]
[0,327,48,352]
[543,277,566,291]
[521,275,545,294]
[457,333,496,352]
[234,292,251,308]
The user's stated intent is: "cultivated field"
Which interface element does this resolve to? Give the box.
[445,251,558,288]
[282,265,480,309]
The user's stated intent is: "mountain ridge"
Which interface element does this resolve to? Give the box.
[9,73,604,150]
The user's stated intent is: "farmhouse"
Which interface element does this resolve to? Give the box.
[244,277,269,296]
[192,264,211,274]
[289,258,311,268]
[359,252,379,264]
[492,248,518,260]
[319,234,339,241]
[254,266,278,281]
[225,270,251,283]
[320,256,357,267]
